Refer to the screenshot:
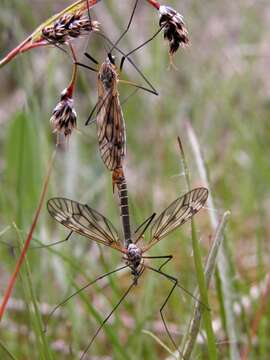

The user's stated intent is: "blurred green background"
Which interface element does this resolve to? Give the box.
[0,0,270,359]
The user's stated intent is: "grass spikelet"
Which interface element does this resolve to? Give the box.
[159,5,189,62]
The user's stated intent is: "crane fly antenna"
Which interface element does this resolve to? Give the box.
[44,265,128,332]
[134,213,156,243]
[80,281,135,360]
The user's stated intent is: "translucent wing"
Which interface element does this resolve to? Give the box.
[142,187,208,252]
[96,92,126,171]
[47,198,125,253]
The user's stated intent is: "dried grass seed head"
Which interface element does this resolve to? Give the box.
[50,88,77,139]
[41,11,99,44]
[159,5,189,55]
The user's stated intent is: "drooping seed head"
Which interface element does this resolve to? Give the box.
[159,5,189,55]
[50,88,77,140]
[41,11,99,45]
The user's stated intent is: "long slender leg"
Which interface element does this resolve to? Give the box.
[142,255,173,271]
[85,0,92,30]
[120,88,139,107]
[147,265,208,308]
[120,25,164,71]
[134,213,156,244]
[96,32,158,96]
[109,0,139,54]
[87,86,143,127]
[44,265,128,331]
[84,0,139,64]
[84,52,99,65]
[145,265,184,358]
[75,61,98,73]
[31,230,73,249]
[85,89,113,126]
[80,281,135,360]
[146,265,209,358]
[0,231,74,250]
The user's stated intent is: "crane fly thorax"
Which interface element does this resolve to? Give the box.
[98,61,118,92]
[126,243,142,269]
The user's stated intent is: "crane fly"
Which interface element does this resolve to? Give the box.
[47,187,208,358]
[88,52,127,175]
[81,44,158,183]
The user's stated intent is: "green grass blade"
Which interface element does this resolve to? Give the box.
[0,341,17,360]
[186,122,240,360]
[14,224,54,360]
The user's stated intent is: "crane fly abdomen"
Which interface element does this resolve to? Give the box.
[96,60,126,171]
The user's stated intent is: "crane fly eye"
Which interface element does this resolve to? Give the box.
[108,53,116,65]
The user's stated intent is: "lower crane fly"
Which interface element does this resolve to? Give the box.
[47,187,208,358]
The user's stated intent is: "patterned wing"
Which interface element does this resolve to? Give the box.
[47,198,125,253]
[142,188,208,252]
[96,92,126,171]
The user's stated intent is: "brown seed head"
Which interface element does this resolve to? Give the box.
[41,11,99,44]
[159,5,189,55]
[50,88,77,140]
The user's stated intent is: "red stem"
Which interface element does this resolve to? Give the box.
[0,36,31,68]
[0,149,57,321]
[66,44,78,97]
[145,0,160,10]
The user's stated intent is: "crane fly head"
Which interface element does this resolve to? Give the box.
[107,52,116,66]
[99,58,118,91]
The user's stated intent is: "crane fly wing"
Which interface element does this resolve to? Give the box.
[142,188,208,252]
[47,198,125,253]
[96,91,126,171]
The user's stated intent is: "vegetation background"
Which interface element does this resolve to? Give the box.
[0,0,269,359]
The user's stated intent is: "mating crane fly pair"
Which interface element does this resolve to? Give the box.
[47,187,208,358]
[44,0,202,357]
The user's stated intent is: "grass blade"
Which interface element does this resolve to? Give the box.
[181,211,231,359]
[185,121,240,360]
[177,136,218,360]
[13,224,54,360]
[0,341,17,360]
[0,149,56,320]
